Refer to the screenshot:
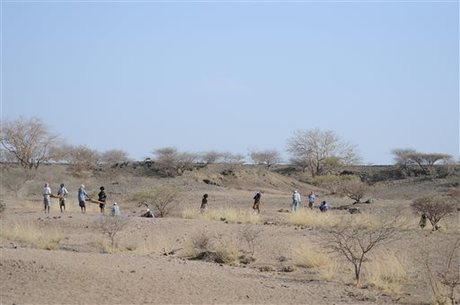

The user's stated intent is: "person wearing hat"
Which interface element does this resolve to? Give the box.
[111,202,121,217]
[78,185,89,213]
[98,186,107,214]
[57,183,69,213]
[43,183,52,213]
[141,208,154,219]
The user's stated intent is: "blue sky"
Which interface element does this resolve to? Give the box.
[2,1,459,164]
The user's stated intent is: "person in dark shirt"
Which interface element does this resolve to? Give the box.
[98,186,107,214]
[200,194,209,212]
[253,192,262,214]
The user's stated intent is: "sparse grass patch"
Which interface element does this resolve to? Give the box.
[1,221,63,250]
[130,238,175,255]
[181,207,200,219]
[181,207,260,224]
[364,251,408,292]
[184,231,239,264]
[285,209,380,230]
[286,209,338,227]
[293,242,331,268]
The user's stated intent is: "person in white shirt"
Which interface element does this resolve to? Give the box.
[43,183,52,213]
[292,190,301,212]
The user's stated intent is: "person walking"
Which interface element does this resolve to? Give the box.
[308,191,316,209]
[200,194,209,212]
[253,191,262,214]
[292,190,301,212]
[57,183,69,213]
[43,183,52,213]
[98,186,107,214]
[78,185,89,213]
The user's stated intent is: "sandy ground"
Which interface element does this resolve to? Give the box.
[1,164,459,305]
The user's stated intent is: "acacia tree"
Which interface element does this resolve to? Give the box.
[200,151,223,164]
[100,149,130,164]
[0,117,59,170]
[152,147,198,176]
[411,195,457,231]
[249,150,281,168]
[286,129,360,176]
[131,185,179,217]
[392,148,453,176]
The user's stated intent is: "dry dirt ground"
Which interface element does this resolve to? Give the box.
[1,165,459,305]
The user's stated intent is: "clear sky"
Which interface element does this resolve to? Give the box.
[2,1,459,164]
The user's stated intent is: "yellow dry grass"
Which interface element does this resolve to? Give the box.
[285,209,380,229]
[293,242,331,268]
[181,207,260,224]
[364,251,408,293]
[1,221,63,250]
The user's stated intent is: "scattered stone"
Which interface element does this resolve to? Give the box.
[348,207,361,214]
[281,265,295,272]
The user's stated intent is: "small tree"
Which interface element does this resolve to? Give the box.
[338,177,369,204]
[411,195,457,231]
[325,225,395,287]
[422,238,460,305]
[0,117,59,170]
[132,185,179,217]
[249,150,281,168]
[97,215,129,248]
[200,151,223,164]
[64,145,100,173]
[239,225,262,258]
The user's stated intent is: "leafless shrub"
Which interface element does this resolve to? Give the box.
[53,144,100,173]
[312,174,356,195]
[191,231,211,253]
[249,150,281,168]
[131,185,179,217]
[152,147,198,176]
[0,117,59,170]
[220,152,245,164]
[422,238,460,305]
[286,129,360,176]
[1,166,35,197]
[239,225,262,258]
[411,195,457,231]
[100,149,130,165]
[97,215,129,248]
[337,177,369,203]
[200,151,223,164]
[324,223,396,287]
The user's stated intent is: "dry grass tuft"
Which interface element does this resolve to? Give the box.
[181,207,260,224]
[293,242,331,268]
[183,231,239,264]
[1,221,63,250]
[285,209,338,227]
[364,251,408,292]
[285,209,379,229]
[129,237,175,255]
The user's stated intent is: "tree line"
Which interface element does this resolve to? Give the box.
[0,116,456,177]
